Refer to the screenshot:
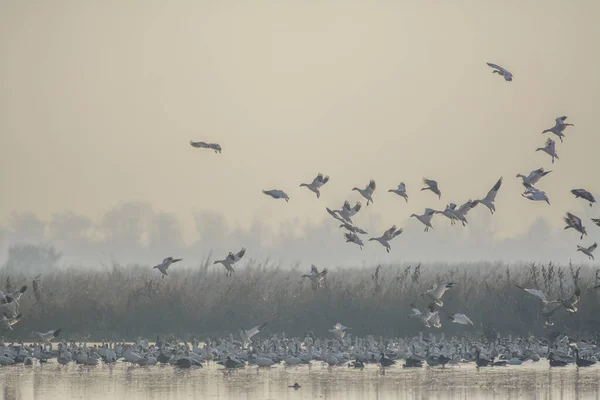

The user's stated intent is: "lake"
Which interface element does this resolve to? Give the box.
[1,361,600,400]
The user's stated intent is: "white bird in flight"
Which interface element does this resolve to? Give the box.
[408,303,436,328]
[369,225,403,253]
[344,232,364,249]
[474,177,503,214]
[153,257,182,278]
[453,200,478,226]
[214,248,246,277]
[564,212,587,240]
[352,180,376,206]
[240,322,267,343]
[422,281,456,307]
[411,208,436,232]
[389,183,408,202]
[301,265,328,289]
[339,222,368,235]
[421,178,441,199]
[516,167,551,189]
[435,203,459,225]
[486,62,513,81]
[571,189,596,207]
[447,312,474,325]
[577,243,597,260]
[536,138,559,164]
[522,187,550,205]
[263,189,290,202]
[542,116,574,143]
[329,322,350,340]
[327,201,362,224]
[33,328,62,344]
[189,140,222,153]
[300,173,330,199]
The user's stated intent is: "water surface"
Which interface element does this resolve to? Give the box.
[2,362,600,399]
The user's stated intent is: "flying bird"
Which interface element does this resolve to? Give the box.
[33,328,62,343]
[542,116,574,143]
[153,257,182,278]
[522,187,550,205]
[435,203,459,225]
[327,201,362,224]
[239,322,267,343]
[592,218,600,227]
[571,189,596,207]
[339,222,368,235]
[447,312,474,325]
[263,189,289,202]
[369,225,403,253]
[389,183,408,202]
[352,180,376,206]
[559,288,581,313]
[299,173,330,199]
[516,285,560,306]
[453,200,478,226]
[536,138,559,164]
[564,212,587,239]
[344,232,364,249]
[475,177,503,214]
[189,140,222,153]
[214,248,246,277]
[301,265,328,289]
[422,281,456,307]
[486,62,513,81]
[577,243,597,260]
[421,178,441,199]
[408,303,436,328]
[329,322,350,340]
[411,208,436,231]
[516,167,552,189]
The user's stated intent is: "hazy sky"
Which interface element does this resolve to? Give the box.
[1,1,599,266]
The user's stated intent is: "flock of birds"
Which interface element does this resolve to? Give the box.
[1,62,599,375]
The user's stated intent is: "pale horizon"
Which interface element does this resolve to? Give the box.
[1,1,599,267]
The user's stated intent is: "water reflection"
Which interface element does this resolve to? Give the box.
[1,362,600,399]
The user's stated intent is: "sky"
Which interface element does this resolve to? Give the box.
[1,1,599,268]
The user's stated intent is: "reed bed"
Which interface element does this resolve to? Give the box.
[2,260,599,341]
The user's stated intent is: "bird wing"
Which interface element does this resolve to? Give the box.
[326,207,345,223]
[383,225,397,240]
[458,201,476,215]
[352,202,362,213]
[190,141,209,148]
[392,228,403,238]
[590,243,598,252]
[485,177,503,201]
[226,252,235,262]
[310,265,318,275]
[398,182,406,191]
[566,212,582,226]
[236,248,246,260]
[521,287,548,303]
[593,218,600,227]
[410,303,421,316]
[317,269,328,280]
[486,62,505,71]
[343,201,352,212]
[162,257,172,264]
[368,180,376,191]
[545,137,554,147]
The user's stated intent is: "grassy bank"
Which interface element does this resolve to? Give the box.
[2,261,598,342]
